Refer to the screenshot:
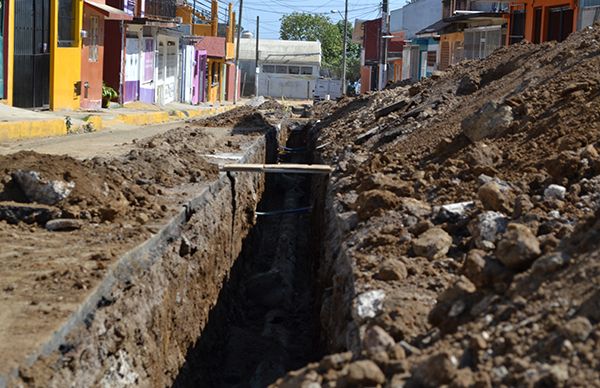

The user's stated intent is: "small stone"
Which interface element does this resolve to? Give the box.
[468,211,508,250]
[461,249,487,287]
[363,325,395,351]
[513,194,534,218]
[400,197,432,218]
[412,227,452,260]
[356,190,400,220]
[344,360,385,386]
[429,277,476,327]
[388,344,406,360]
[561,316,593,342]
[412,352,458,387]
[544,184,567,200]
[136,213,150,224]
[354,290,386,320]
[577,289,600,322]
[495,223,541,271]
[374,259,407,281]
[179,235,194,257]
[319,352,353,371]
[45,218,82,232]
[531,251,569,274]
[478,181,513,213]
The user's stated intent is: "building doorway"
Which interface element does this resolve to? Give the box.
[13,0,50,108]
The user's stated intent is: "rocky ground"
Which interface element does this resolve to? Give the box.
[273,25,600,387]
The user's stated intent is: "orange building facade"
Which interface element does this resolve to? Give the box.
[508,0,578,44]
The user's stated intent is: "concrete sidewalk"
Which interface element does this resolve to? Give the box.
[0,101,235,142]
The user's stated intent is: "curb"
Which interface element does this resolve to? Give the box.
[0,105,236,142]
[0,119,67,142]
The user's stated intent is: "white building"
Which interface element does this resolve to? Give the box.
[238,38,321,100]
[390,0,443,39]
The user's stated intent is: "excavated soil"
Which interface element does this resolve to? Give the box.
[273,25,600,387]
[0,104,289,386]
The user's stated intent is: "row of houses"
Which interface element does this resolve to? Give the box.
[0,0,240,111]
[357,0,600,92]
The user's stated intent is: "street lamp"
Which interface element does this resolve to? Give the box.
[331,1,348,96]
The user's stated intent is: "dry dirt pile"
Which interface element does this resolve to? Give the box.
[274,26,600,387]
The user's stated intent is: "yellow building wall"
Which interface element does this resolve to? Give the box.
[226,42,235,60]
[2,0,15,106]
[50,0,84,111]
[192,24,213,36]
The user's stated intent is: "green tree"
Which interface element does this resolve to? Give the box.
[279,13,344,78]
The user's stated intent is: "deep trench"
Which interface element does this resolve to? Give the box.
[172,124,325,387]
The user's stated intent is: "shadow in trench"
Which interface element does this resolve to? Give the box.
[172,130,323,388]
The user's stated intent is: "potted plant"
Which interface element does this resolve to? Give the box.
[102,83,118,108]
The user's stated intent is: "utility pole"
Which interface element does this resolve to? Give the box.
[341,0,348,96]
[255,16,260,97]
[233,0,244,104]
[380,0,389,90]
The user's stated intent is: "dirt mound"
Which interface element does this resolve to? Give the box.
[274,25,600,387]
[191,99,286,128]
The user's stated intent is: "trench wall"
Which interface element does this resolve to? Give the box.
[309,143,360,355]
[2,128,283,387]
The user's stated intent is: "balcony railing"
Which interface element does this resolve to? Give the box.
[145,0,177,19]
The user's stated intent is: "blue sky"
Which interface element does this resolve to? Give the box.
[228,0,409,39]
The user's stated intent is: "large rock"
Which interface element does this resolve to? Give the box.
[495,223,541,271]
[0,201,61,225]
[461,101,514,142]
[412,227,452,259]
[12,170,75,205]
[468,211,509,250]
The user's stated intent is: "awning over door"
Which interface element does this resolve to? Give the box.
[84,0,133,21]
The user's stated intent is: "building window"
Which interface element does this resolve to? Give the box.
[262,65,275,73]
[275,65,287,74]
[301,66,313,75]
[212,62,219,85]
[58,0,76,47]
[88,16,99,62]
[427,51,437,67]
[288,66,300,74]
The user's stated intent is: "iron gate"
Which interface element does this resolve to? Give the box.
[13,0,50,108]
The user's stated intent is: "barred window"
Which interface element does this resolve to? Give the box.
[88,16,99,62]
